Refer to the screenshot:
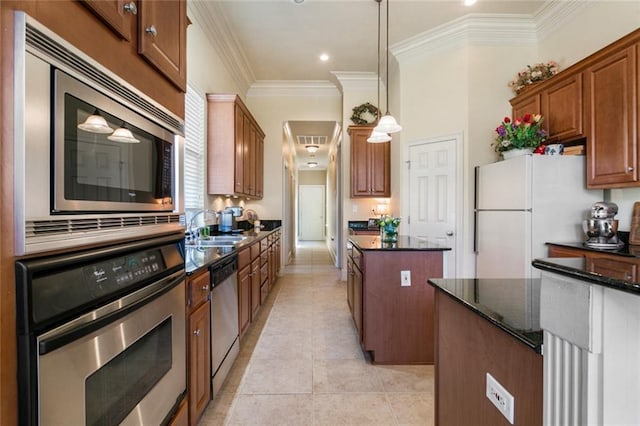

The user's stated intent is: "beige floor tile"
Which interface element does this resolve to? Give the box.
[313,359,383,393]
[312,331,364,360]
[240,358,313,394]
[198,391,237,425]
[252,332,313,360]
[386,392,434,426]
[313,393,396,425]
[227,394,314,425]
[375,364,435,393]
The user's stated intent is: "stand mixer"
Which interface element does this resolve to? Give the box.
[583,201,624,249]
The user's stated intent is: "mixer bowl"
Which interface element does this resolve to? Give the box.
[584,219,618,238]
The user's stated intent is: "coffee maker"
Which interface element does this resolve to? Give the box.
[583,201,624,249]
[218,206,243,232]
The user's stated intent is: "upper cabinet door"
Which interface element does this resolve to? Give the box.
[82,0,137,41]
[541,73,584,142]
[138,0,187,91]
[585,45,637,188]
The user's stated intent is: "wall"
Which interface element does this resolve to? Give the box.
[299,170,327,185]
[536,1,640,230]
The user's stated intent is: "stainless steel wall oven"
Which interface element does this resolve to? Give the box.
[13,13,185,255]
[16,234,187,425]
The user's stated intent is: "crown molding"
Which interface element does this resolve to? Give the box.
[534,0,589,41]
[330,72,379,91]
[392,13,537,63]
[247,80,342,98]
[188,1,255,95]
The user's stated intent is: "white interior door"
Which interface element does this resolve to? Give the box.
[408,137,459,278]
[299,185,325,240]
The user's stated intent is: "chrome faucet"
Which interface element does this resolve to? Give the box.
[187,209,217,244]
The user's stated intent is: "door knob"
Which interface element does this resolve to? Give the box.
[145,25,158,37]
[446,231,454,236]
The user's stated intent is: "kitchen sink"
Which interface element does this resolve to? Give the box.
[195,235,247,247]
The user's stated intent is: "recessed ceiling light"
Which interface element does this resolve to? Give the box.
[293,0,304,4]
[305,145,320,153]
[319,53,330,62]
[464,0,477,6]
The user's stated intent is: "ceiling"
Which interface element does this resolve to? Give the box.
[196,0,547,170]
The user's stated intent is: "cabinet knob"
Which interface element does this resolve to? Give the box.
[145,25,158,37]
[446,231,454,236]
[628,166,634,172]
[193,329,200,336]
[123,1,137,15]
[201,285,209,292]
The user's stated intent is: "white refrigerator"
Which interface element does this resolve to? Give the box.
[475,155,602,278]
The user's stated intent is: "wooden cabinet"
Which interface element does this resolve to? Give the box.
[186,271,211,425]
[237,247,252,337]
[250,256,261,318]
[510,74,583,143]
[548,243,639,282]
[81,0,136,41]
[348,125,390,197]
[585,44,638,188]
[168,396,188,426]
[82,0,187,91]
[207,94,265,199]
[138,0,187,91]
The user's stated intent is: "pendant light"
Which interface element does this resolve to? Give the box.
[373,0,402,134]
[108,122,140,143]
[368,0,391,143]
[77,109,114,134]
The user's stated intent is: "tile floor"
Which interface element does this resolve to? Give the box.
[198,241,435,425]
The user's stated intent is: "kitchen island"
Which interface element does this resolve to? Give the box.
[427,278,543,425]
[347,235,450,364]
[532,257,640,425]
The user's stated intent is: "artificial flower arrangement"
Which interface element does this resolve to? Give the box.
[377,215,401,242]
[492,114,547,153]
[508,61,560,93]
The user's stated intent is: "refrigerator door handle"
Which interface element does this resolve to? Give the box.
[474,209,478,253]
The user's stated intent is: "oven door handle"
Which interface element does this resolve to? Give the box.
[38,271,185,355]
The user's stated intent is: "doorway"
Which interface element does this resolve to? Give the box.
[298,185,325,241]
[406,133,463,278]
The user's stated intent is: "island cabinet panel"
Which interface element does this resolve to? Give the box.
[355,249,442,364]
[435,291,543,426]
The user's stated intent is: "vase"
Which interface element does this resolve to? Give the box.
[502,148,533,160]
[381,224,398,242]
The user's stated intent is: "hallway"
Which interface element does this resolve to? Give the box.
[199,241,435,425]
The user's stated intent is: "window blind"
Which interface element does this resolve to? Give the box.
[184,85,205,210]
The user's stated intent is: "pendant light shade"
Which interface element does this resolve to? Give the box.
[77,109,113,134]
[367,129,392,143]
[374,114,402,134]
[108,122,140,143]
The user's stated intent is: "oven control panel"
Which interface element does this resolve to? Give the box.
[84,249,166,297]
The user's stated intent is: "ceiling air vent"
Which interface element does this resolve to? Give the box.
[296,135,327,145]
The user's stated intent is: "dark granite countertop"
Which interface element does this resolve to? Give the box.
[348,235,451,251]
[184,227,280,275]
[533,257,640,295]
[428,278,543,353]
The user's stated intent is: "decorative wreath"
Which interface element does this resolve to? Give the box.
[350,102,380,125]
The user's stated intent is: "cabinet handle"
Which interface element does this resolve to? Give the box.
[123,1,137,15]
[201,285,209,292]
[628,166,634,172]
[193,329,200,336]
[145,25,158,37]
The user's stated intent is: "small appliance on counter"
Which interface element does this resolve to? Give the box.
[583,201,624,249]
[218,206,244,233]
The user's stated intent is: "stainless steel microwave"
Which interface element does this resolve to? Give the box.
[14,14,185,255]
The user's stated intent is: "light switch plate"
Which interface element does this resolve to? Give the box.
[401,270,411,286]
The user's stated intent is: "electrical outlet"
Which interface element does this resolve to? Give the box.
[486,373,514,424]
[401,270,411,286]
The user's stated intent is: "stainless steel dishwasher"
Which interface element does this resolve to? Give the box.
[210,254,240,397]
